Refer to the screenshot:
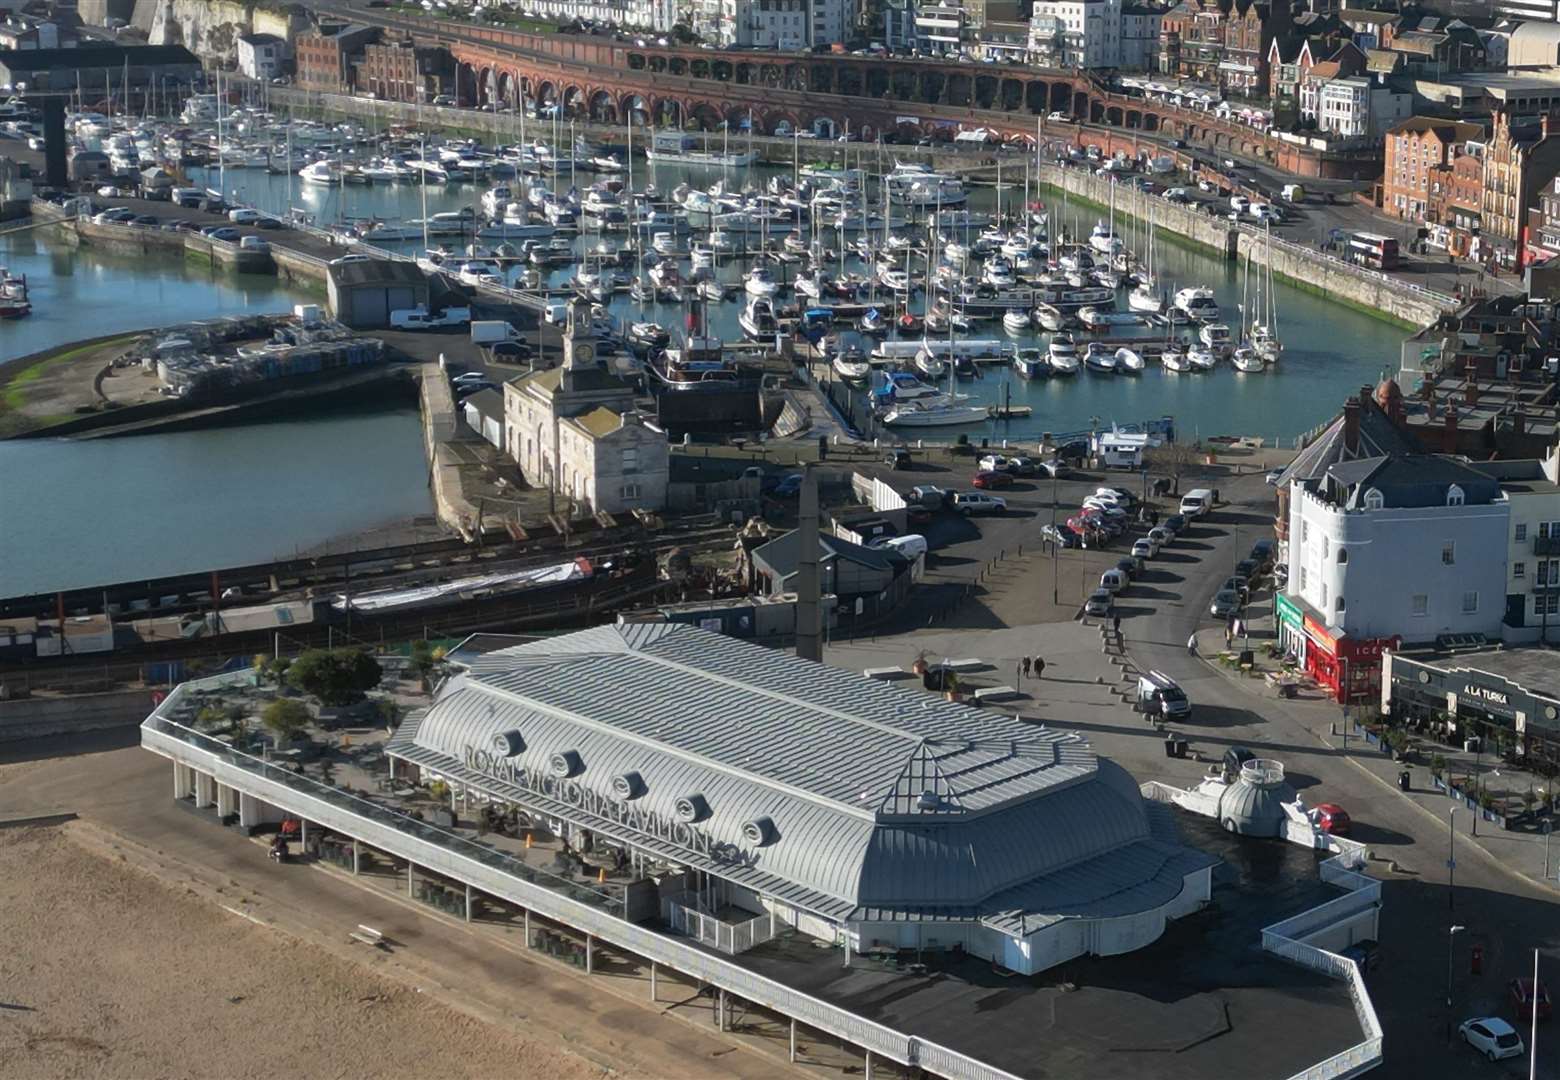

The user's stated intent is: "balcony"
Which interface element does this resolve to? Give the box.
[1534,535,1560,556]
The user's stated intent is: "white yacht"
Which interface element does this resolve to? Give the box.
[1127,285,1164,314]
[1174,286,1220,322]
[1033,304,1066,332]
[1013,348,1047,379]
[832,347,872,383]
[739,296,779,339]
[1199,322,1233,354]
[298,160,341,186]
[643,130,755,168]
[1115,347,1145,374]
[882,399,989,427]
[1187,344,1217,371]
[914,350,948,379]
[1047,333,1081,374]
[982,258,1016,289]
[877,264,911,292]
[1084,343,1118,374]
[1002,310,1031,335]
[481,184,514,218]
[1160,344,1190,372]
[744,266,779,298]
[1231,346,1266,372]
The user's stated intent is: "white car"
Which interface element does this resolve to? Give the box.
[1084,588,1113,616]
[1132,538,1157,559]
[953,492,1007,515]
[328,253,373,267]
[1082,498,1126,520]
[1046,111,1074,123]
[228,208,261,224]
[870,534,929,560]
[390,305,472,330]
[978,454,1010,472]
[1458,1017,1524,1062]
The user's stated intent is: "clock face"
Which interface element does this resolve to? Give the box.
[573,342,595,365]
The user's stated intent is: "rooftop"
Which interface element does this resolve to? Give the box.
[1320,453,1502,509]
[327,258,427,288]
[0,43,199,70]
[1396,644,1560,699]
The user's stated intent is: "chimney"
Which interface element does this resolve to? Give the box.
[1343,398,1360,455]
[1465,377,1479,407]
[1359,384,1374,410]
[1514,403,1527,437]
[1443,407,1459,453]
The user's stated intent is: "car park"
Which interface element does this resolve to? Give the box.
[1314,803,1351,835]
[1132,538,1157,560]
[1458,1017,1524,1061]
[1084,588,1113,616]
[972,470,1013,490]
[1210,589,1242,617]
[1509,978,1552,1022]
[954,491,1007,514]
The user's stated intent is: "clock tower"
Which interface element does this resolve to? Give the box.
[560,296,596,391]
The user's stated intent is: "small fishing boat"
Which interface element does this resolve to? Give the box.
[858,308,889,336]
[1048,333,1080,375]
[1084,342,1118,374]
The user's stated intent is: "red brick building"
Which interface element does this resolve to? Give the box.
[1384,116,1483,224]
[294,24,378,93]
[356,37,453,103]
[1159,0,1291,98]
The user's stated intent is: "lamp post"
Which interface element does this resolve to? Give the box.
[1446,923,1466,1043]
[1447,805,1457,914]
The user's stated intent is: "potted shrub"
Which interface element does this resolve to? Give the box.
[943,671,961,703]
[911,649,931,677]
[1522,788,1538,819]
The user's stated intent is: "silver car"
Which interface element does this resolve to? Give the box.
[1084,588,1113,616]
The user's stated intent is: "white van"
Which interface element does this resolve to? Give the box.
[1137,671,1191,720]
[875,534,928,561]
[1179,488,1213,518]
[1099,568,1128,594]
[543,302,569,325]
[1229,194,1250,213]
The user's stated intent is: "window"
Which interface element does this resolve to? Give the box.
[1300,566,1309,591]
[621,448,639,473]
[1538,593,1560,617]
[1363,488,1383,509]
[1442,542,1456,565]
[1336,597,1346,612]
[1462,590,1479,614]
[1516,523,1528,542]
[1337,548,1348,564]
[1446,484,1464,506]
[1412,593,1428,616]
[1515,562,1527,579]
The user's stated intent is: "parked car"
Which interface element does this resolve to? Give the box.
[1509,978,1552,1023]
[254,215,284,230]
[1099,568,1128,594]
[1314,803,1351,835]
[1084,587,1113,616]
[972,469,1014,490]
[1164,513,1187,535]
[1132,538,1157,560]
[1250,539,1277,566]
[1210,589,1242,617]
[329,253,373,267]
[1116,555,1143,579]
[238,235,269,252]
[1265,467,1285,485]
[1007,456,1039,476]
[953,491,1007,515]
[202,226,241,242]
[871,534,928,560]
[132,214,158,226]
[1458,1017,1525,1062]
[228,207,261,224]
[1221,575,1251,602]
[1235,558,1260,582]
[1148,525,1173,547]
[885,447,912,470]
[768,473,804,498]
[978,454,1011,472]
[1043,523,1081,548]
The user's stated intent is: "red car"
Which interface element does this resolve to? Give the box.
[972,470,1014,490]
[1314,803,1352,836]
[1510,978,1552,1022]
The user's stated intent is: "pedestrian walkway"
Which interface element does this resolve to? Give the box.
[1186,602,1560,894]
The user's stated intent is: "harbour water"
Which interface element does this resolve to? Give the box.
[199,158,1403,444]
[0,232,432,597]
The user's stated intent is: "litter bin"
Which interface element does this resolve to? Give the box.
[1398,769,1411,792]
[1175,738,1189,759]
[1163,737,1178,759]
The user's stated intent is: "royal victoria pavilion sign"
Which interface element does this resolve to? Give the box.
[461,740,762,869]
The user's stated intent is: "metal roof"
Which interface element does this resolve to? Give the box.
[388,625,1216,932]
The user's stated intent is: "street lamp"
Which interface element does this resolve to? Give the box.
[1447,923,1466,1042]
[1446,805,1458,914]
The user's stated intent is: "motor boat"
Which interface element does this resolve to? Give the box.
[628,321,670,351]
[298,160,341,185]
[914,350,948,379]
[877,264,911,292]
[1033,304,1065,332]
[1088,221,1121,255]
[744,266,779,298]
[1231,346,1266,372]
[1083,342,1117,374]
[1013,347,1047,379]
[1160,344,1190,372]
[1002,309,1031,335]
[832,345,872,383]
[1187,344,1217,371]
[1174,286,1219,322]
[739,296,780,339]
[1253,323,1283,361]
[1092,266,1122,290]
[1115,347,1145,374]
[896,312,923,335]
[858,308,889,336]
[1047,333,1080,374]
[1199,322,1233,354]
[982,258,1016,289]
[697,278,726,302]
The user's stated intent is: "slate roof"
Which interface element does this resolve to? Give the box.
[1278,395,1422,486]
[0,44,199,70]
[752,528,896,578]
[1321,453,1503,508]
[385,624,1216,930]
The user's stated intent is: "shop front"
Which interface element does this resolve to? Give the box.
[1277,593,1397,705]
[1384,652,1560,773]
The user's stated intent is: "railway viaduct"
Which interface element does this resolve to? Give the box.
[333,11,1366,177]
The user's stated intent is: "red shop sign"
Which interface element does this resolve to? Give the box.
[1304,615,1336,654]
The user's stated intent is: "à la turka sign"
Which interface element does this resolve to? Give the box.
[1463,683,1510,707]
[461,744,758,868]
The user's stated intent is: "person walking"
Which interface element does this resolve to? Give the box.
[1112,615,1122,641]
[1187,632,1198,656]
[1033,656,1046,680]
[1022,656,1032,678]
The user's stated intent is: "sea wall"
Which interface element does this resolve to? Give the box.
[418,364,479,538]
[1036,163,1453,328]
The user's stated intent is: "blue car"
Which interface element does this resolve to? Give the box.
[769,473,804,498]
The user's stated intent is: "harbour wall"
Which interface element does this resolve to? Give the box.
[418,362,481,538]
[1035,164,1453,328]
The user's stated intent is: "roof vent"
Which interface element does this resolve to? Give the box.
[674,793,709,823]
[549,750,583,778]
[741,816,776,846]
[491,729,525,757]
[611,771,645,800]
[917,790,941,811]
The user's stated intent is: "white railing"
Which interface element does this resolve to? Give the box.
[664,894,777,955]
[141,677,1024,1080]
[1261,850,1385,1079]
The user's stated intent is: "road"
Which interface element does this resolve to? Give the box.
[1116,466,1559,1080]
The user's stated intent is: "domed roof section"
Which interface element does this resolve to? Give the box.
[1214,760,1296,838]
